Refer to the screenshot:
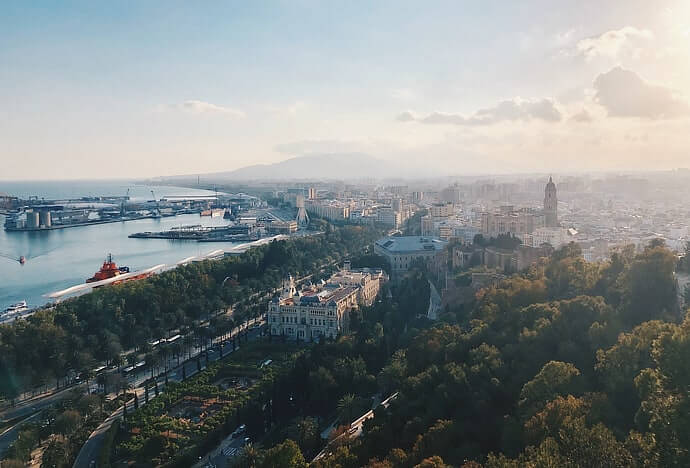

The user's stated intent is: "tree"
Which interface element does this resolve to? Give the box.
[140,433,167,462]
[55,409,81,435]
[259,439,307,468]
[336,394,359,424]
[41,438,70,468]
[415,456,451,468]
[519,361,582,419]
[286,417,320,456]
[620,243,678,326]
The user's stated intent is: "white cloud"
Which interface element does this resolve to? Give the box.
[173,100,245,117]
[397,98,562,126]
[575,26,653,59]
[396,110,417,122]
[570,109,593,123]
[593,67,690,119]
[554,28,576,46]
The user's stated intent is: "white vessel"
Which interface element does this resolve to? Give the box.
[3,301,28,317]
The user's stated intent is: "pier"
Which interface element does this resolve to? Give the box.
[128,223,261,242]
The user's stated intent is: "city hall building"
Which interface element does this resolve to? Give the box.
[268,264,385,341]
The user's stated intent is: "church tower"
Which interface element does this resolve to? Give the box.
[281,275,296,299]
[544,176,558,227]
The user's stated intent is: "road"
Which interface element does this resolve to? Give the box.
[72,326,264,468]
[194,428,249,468]
[0,384,89,458]
[0,383,84,423]
[0,411,44,457]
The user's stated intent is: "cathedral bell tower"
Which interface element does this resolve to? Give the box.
[544,176,558,227]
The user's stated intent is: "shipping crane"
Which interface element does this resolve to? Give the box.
[121,188,130,216]
[150,190,161,218]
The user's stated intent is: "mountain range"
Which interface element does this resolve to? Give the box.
[164,153,442,182]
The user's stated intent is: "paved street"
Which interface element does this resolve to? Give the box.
[194,429,249,468]
[0,411,44,457]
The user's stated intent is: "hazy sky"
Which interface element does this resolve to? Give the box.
[2,0,690,179]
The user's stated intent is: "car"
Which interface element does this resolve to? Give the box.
[231,424,246,438]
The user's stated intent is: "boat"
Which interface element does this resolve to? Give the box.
[19,255,25,265]
[86,254,154,286]
[3,301,28,317]
[86,254,130,283]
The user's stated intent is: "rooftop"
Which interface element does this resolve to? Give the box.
[375,236,447,253]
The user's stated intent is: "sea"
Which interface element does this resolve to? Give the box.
[0,180,240,312]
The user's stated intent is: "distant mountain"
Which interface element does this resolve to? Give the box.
[200,153,400,181]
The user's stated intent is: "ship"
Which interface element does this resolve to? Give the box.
[2,301,28,318]
[86,254,154,286]
[86,254,130,283]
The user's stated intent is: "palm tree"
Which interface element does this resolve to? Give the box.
[145,352,159,379]
[336,393,358,424]
[111,353,124,372]
[170,342,182,367]
[81,369,94,395]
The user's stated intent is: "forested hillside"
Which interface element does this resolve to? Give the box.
[260,241,687,467]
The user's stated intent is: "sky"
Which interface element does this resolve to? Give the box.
[1,0,690,179]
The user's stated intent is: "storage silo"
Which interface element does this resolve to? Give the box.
[26,211,40,229]
[39,210,52,228]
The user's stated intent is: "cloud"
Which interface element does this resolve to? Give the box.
[575,26,653,59]
[554,28,577,46]
[396,110,417,122]
[570,109,593,123]
[397,98,562,126]
[173,100,245,117]
[593,67,690,119]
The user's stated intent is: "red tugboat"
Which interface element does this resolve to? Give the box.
[86,254,130,283]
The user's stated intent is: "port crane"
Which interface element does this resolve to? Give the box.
[150,190,161,218]
[120,188,130,215]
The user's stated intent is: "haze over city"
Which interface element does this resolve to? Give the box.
[2,0,690,179]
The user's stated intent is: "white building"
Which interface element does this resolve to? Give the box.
[268,265,384,340]
[328,262,387,306]
[524,227,572,249]
[305,199,351,221]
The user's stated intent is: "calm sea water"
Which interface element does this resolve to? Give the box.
[0,181,240,311]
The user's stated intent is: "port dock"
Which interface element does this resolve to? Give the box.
[129,224,262,242]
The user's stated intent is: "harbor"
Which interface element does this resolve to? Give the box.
[1,188,260,232]
[0,182,313,313]
[0,183,255,311]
